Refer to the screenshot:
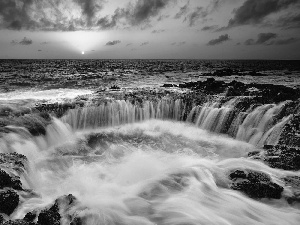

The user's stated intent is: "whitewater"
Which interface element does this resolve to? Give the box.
[1,90,300,225]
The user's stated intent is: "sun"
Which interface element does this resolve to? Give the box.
[81,51,85,55]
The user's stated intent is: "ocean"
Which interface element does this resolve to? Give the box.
[0,59,300,225]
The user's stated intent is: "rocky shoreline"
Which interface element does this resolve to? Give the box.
[1,78,300,224]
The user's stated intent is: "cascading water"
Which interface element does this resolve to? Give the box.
[62,97,290,147]
[1,96,299,225]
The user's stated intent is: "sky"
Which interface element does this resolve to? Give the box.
[0,0,299,59]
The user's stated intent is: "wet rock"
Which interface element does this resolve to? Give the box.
[278,114,300,147]
[0,153,27,174]
[0,169,22,190]
[37,194,78,225]
[282,176,300,205]
[228,169,283,199]
[2,220,35,225]
[0,189,20,215]
[249,145,300,171]
[37,202,60,225]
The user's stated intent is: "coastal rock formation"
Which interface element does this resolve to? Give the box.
[228,169,283,199]
[249,145,300,171]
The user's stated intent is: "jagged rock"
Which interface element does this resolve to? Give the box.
[228,169,283,199]
[0,153,27,174]
[2,220,35,225]
[278,114,300,147]
[249,145,300,171]
[0,189,19,215]
[0,169,22,190]
[37,202,60,225]
[37,194,78,225]
[282,176,300,205]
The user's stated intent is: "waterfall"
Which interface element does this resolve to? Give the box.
[61,99,185,130]
[60,97,291,147]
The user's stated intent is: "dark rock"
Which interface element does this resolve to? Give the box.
[0,169,22,190]
[278,114,300,147]
[251,145,300,171]
[228,169,283,199]
[0,153,27,174]
[3,220,35,225]
[0,189,19,215]
[37,202,60,225]
[37,194,78,225]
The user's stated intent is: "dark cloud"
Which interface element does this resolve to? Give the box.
[11,37,33,45]
[201,25,218,31]
[244,39,256,46]
[275,13,300,29]
[126,0,174,26]
[171,42,177,45]
[141,42,149,46]
[244,33,278,45]
[0,0,106,31]
[271,37,299,45]
[152,29,165,33]
[177,41,186,46]
[126,43,133,46]
[207,34,230,45]
[105,40,121,46]
[174,1,190,19]
[74,0,103,27]
[38,50,42,52]
[227,0,299,27]
[20,37,33,45]
[256,33,277,44]
[185,7,207,26]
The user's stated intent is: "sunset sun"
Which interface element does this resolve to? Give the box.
[81,51,84,55]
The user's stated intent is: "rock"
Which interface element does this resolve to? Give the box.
[37,202,60,225]
[249,145,300,171]
[0,153,27,174]
[37,194,78,225]
[3,220,35,225]
[278,114,300,147]
[0,169,22,190]
[282,176,300,205]
[0,189,19,215]
[228,169,283,199]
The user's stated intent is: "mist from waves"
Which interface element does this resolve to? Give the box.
[1,119,300,225]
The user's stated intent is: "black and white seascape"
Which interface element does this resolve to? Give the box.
[1,1,300,225]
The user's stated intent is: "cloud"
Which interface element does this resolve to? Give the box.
[11,37,33,45]
[38,49,42,51]
[177,41,186,46]
[256,33,277,44]
[201,25,218,31]
[174,1,190,19]
[275,13,300,29]
[105,40,121,46]
[184,7,207,26]
[227,0,299,27]
[0,0,106,31]
[74,0,103,27]
[207,34,230,45]
[126,43,133,46]
[244,33,278,45]
[152,29,165,33]
[244,39,255,45]
[171,42,177,45]
[271,37,299,45]
[125,0,174,26]
[141,41,149,46]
